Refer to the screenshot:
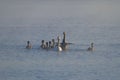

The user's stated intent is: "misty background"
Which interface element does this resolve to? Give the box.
[0,0,120,26]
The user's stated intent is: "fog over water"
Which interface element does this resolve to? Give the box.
[0,0,120,26]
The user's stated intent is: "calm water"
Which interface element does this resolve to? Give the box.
[0,18,120,80]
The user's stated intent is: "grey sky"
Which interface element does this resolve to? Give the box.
[0,0,120,26]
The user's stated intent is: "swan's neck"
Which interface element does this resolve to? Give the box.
[57,36,62,51]
[62,32,66,44]
[91,43,93,48]
[57,37,60,46]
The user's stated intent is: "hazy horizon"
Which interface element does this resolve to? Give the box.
[0,0,120,26]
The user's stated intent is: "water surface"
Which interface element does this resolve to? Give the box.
[0,18,120,80]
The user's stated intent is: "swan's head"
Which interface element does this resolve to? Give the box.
[57,36,60,41]
[63,32,66,35]
[42,40,44,43]
[27,41,30,44]
[49,41,51,45]
[91,43,94,47]
[46,42,48,46]
[52,39,55,43]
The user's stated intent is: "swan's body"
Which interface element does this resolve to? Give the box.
[57,46,62,51]
[26,41,32,49]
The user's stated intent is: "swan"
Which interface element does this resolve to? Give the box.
[41,40,46,49]
[45,42,49,49]
[55,36,62,51]
[61,32,68,50]
[26,41,32,49]
[51,39,55,48]
[87,43,94,51]
[49,41,52,48]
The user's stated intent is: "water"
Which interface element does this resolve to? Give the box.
[0,18,120,80]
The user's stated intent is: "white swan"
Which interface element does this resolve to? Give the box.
[55,36,62,51]
[61,32,68,50]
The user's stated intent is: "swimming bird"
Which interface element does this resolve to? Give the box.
[87,43,94,51]
[49,41,52,48]
[26,41,32,49]
[41,40,46,49]
[51,39,55,48]
[56,36,62,51]
[45,42,49,50]
[61,32,68,50]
